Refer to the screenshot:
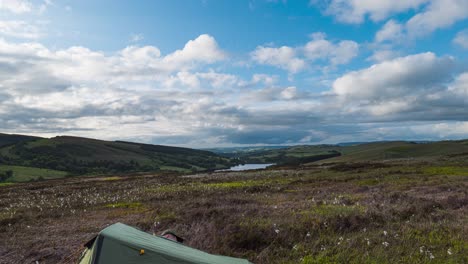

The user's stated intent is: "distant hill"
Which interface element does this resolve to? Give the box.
[0,134,236,182]
[321,140,468,163]
[0,133,39,148]
[228,144,342,165]
[227,140,468,166]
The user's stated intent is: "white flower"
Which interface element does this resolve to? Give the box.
[320,245,326,251]
[383,231,387,236]
[306,232,311,237]
[429,252,435,259]
[382,241,389,247]
[447,248,452,255]
[420,246,425,254]
[274,229,280,234]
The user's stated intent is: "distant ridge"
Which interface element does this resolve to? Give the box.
[0,133,236,182]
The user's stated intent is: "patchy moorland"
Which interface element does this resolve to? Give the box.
[0,153,467,263]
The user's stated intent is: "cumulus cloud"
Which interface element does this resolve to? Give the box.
[1,27,467,146]
[163,34,226,68]
[304,32,359,66]
[333,52,454,99]
[330,52,468,124]
[367,49,400,62]
[0,35,233,140]
[314,0,428,24]
[375,20,404,43]
[317,1,468,40]
[251,33,358,73]
[453,29,468,48]
[406,0,468,37]
[251,74,278,86]
[250,45,306,73]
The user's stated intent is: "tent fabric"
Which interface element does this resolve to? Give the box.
[78,222,251,264]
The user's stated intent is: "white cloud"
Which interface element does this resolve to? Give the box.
[367,49,399,62]
[0,20,41,39]
[406,0,468,37]
[333,52,454,100]
[251,74,278,86]
[0,0,32,13]
[315,0,428,24]
[318,0,468,40]
[448,72,468,96]
[375,20,404,43]
[453,29,468,48]
[251,45,306,73]
[303,32,333,60]
[328,52,468,124]
[329,40,359,65]
[163,34,226,68]
[304,32,359,65]
[251,33,358,73]
[280,86,298,100]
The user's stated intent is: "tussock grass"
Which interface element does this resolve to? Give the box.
[0,160,467,263]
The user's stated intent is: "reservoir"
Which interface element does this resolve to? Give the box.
[218,163,275,172]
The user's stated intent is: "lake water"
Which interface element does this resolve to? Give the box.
[217,163,275,172]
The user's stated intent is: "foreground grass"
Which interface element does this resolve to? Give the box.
[0,158,467,263]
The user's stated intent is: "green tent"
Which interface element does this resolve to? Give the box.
[78,222,251,264]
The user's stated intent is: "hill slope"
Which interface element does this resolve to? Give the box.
[0,134,236,181]
[0,133,39,148]
[226,140,468,165]
[321,140,468,163]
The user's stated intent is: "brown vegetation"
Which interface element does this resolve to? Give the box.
[0,158,467,263]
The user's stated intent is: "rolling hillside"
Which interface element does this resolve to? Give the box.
[0,134,236,182]
[222,140,468,165]
[0,133,39,148]
[222,144,342,165]
[320,140,468,163]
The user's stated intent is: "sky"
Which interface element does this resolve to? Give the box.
[0,0,468,147]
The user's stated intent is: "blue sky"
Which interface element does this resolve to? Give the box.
[1,0,468,147]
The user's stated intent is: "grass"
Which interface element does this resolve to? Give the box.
[101,176,123,181]
[0,159,467,263]
[0,165,68,182]
[423,166,468,176]
[0,182,14,187]
[104,202,143,209]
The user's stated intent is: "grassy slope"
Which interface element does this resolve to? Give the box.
[0,134,235,181]
[236,145,341,164]
[234,140,468,165]
[320,140,468,163]
[0,165,68,182]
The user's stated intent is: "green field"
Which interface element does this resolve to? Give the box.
[0,165,68,182]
